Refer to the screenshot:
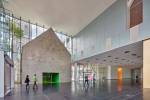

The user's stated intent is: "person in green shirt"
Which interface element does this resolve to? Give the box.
[33,74,38,89]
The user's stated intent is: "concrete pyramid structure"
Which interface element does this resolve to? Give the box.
[22,28,71,83]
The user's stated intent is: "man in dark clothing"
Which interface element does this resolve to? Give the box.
[85,75,89,86]
[25,75,30,90]
[136,75,139,83]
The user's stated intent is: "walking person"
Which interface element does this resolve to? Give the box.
[25,75,30,90]
[84,75,89,86]
[93,74,96,85]
[33,74,38,90]
[136,75,139,83]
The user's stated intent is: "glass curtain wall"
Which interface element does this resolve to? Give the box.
[0,8,47,83]
[0,9,11,56]
[56,31,72,53]
[0,8,72,83]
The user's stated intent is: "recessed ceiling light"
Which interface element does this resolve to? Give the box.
[124,51,130,53]
[132,54,136,56]
[96,58,99,60]
[137,56,141,58]
[122,59,125,60]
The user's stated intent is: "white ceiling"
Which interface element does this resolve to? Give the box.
[78,41,143,69]
[4,0,117,36]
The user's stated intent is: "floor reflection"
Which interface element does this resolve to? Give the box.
[117,79,122,94]
[43,83,60,93]
[1,79,147,100]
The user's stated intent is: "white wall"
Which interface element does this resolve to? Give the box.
[99,67,107,80]
[0,51,4,98]
[11,67,15,89]
[73,0,150,63]
[107,66,111,79]
[73,0,130,61]
[122,67,131,79]
[110,66,131,79]
[97,65,131,80]
[143,39,150,88]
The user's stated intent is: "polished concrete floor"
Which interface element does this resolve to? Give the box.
[1,79,150,100]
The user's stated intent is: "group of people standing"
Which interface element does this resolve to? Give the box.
[25,74,38,90]
[84,74,96,86]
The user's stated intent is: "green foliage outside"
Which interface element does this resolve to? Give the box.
[9,22,24,39]
[5,43,11,51]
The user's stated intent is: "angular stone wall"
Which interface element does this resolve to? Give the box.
[22,28,71,84]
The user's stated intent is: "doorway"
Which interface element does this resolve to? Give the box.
[43,73,60,84]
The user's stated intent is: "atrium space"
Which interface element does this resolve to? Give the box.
[1,0,150,100]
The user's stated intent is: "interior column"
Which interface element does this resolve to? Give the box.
[0,51,4,98]
[143,39,150,88]
[107,65,111,79]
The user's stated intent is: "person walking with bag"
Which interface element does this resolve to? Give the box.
[33,74,38,90]
[25,75,30,90]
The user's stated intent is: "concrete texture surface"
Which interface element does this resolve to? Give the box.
[22,28,71,84]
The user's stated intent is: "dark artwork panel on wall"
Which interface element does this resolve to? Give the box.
[130,0,143,28]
